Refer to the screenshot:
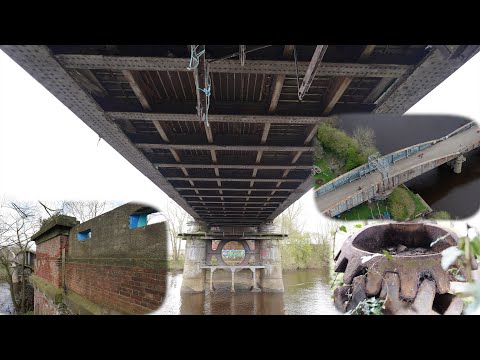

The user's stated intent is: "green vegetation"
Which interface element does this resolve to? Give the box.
[276,203,336,271]
[347,297,385,315]
[314,123,378,190]
[317,123,369,171]
[280,235,331,271]
[387,185,429,221]
[167,256,185,272]
[337,185,429,221]
[387,186,415,220]
[313,158,336,189]
[441,236,480,314]
[338,201,388,221]
[428,211,452,220]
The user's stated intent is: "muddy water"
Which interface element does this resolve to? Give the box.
[155,269,339,315]
[337,114,480,218]
[0,283,14,315]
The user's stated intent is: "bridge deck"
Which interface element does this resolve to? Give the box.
[316,125,480,215]
[2,45,478,226]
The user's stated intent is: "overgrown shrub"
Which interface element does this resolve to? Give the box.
[317,123,371,171]
[280,234,331,270]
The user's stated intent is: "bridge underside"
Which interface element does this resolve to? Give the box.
[2,45,478,226]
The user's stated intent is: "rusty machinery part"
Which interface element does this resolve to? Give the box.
[334,273,465,315]
[333,222,478,301]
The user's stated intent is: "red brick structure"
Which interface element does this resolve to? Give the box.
[30,203,167,315]
[64,263,166,314]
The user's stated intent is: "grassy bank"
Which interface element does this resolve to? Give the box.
[337,185,429,221]
[313,158,336,189]
[387,185,429,220]
[338,201,388,221]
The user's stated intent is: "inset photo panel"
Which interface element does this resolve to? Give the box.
[313,114,480,221]
[0,200,167,315]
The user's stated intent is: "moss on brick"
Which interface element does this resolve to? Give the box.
[66,257,168,269]
[30,274,63,304]
[63,290,119,315]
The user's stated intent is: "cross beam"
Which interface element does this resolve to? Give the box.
[108,112,329,124]
[138,144,314,152]
[155,163,311,170]
[56,54,410,77]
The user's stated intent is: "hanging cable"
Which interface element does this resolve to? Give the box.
[187,45,205,70]
[199,65,212,127]
[239,45,246,66]
[192,56,212,127]
[293,45,301,101]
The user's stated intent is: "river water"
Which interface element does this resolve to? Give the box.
[0,283,14,315]
[337,114,480,218]
[155,269,339,315]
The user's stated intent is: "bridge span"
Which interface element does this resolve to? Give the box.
[315,122,480,217]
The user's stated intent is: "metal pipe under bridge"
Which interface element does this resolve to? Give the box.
[315,121,480,217]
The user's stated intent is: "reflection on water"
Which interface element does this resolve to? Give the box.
[155,269,339,315]
[406,147,480,217]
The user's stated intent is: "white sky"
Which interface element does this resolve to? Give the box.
[1,49,480,231]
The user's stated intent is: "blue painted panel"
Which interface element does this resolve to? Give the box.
[78,229,91,240]
[129,213,148,229]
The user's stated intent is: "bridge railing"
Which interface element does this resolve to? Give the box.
[314,121,477,198]
[314,140,436,198]
[444,121,476,139]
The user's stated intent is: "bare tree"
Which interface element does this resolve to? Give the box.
[310,220,339,245]
[61,201,117,223]
[162,199,192,263]
[353,126,376,149]
[274,202,305,235]
[0,201,40,314]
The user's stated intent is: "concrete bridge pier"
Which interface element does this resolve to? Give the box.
[372,187,394,201]
[180,221,286,293]
[258,223,284,292]
[452,155,466,174]
[181,221,209,293]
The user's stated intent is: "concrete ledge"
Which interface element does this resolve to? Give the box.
[30,274,62,304]
[63,290,121,315]
[32,215,79,244]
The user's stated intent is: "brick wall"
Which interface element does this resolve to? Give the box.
[34,235,68,287]
[65,262,166,314]
[31,205,167,315]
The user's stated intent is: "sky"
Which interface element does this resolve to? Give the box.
[1,49,480,231]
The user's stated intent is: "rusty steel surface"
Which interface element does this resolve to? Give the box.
[334,222,462,300]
